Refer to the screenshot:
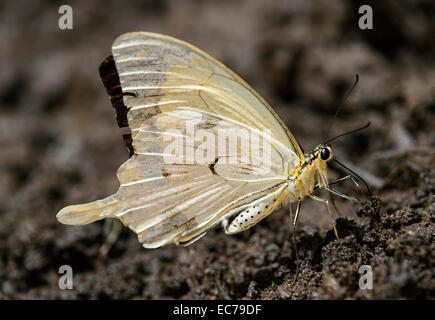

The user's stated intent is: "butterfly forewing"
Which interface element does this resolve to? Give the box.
[113,32,303,161]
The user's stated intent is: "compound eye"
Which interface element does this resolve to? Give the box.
[320,148,330,160]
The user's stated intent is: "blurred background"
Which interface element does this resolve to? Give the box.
[0,0,434,299]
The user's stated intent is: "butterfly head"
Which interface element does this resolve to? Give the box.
[319,145,333,161]
[308,144,333,163]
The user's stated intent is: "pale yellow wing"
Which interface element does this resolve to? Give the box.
[57,32,302,248]
[113,32,303,163]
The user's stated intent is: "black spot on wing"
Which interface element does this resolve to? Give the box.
[99,55,134,157]
[209,157,219,175]
[161,168,171,178]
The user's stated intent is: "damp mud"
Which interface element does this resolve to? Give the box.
[0,1,434,299]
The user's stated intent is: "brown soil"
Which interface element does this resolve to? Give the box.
[0,0,434,299]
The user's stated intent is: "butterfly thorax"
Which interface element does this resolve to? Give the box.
[287,145,333,202]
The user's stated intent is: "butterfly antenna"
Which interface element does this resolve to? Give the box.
[323,121,371,145]
[323,74,359,143]
[331,158,377,217]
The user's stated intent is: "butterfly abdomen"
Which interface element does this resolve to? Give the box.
[224,186,287,234]
[225,199,275,234]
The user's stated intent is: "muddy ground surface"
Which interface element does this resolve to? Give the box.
[0,0,434,299]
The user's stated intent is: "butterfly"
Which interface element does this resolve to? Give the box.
[57,32,370,248]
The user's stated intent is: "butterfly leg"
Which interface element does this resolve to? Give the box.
[289,202,301,276]
[326,187,360,203]
[290,201,302,226]
[326,174,363,205]
[99,219,122,258]
[329,191,342,218]
[329,174,355,187]
[329,175,363,196]
[309,194,339,240]
[288,202,301,251]
[321,174,361,191]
